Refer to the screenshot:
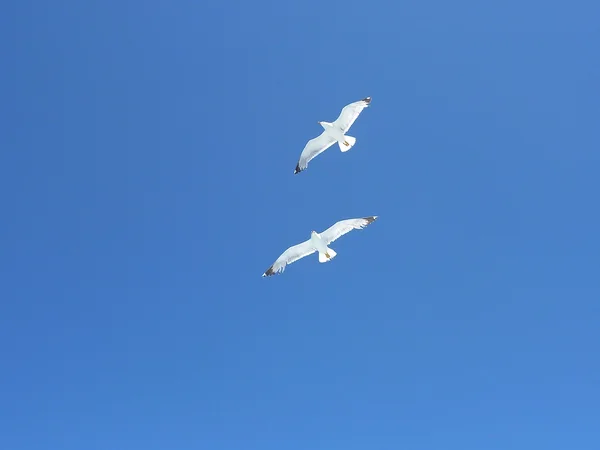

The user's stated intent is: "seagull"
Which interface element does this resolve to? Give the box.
[262,216,378,277]
[294,97,372,174]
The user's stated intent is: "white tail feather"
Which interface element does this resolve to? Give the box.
[338,135,356,152]
[318,248,337,263]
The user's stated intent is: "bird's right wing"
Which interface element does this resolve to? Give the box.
[294,131,336,174]
[319,216,378,246]
[263,239,316,276]
[332,97,371,134]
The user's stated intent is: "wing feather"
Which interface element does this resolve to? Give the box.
[294,132,336,174]
[332,97,371,134]
[262,240,316,277]
[319,216,378,246]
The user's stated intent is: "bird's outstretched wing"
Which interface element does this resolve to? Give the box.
[263,240,316,276]
[332,97,371,133]
[319,216,378,246]
[294,131,337,174]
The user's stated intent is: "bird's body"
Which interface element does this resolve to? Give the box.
[309,230,336,261]
[294,97,371,174]
[320,122,346,144]
[262,216,378,277]
[310,231,327,254]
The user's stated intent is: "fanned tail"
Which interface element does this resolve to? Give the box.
[318,248,337,263]
[339,135,356,152]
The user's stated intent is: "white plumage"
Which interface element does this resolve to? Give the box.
[262,216,378,277]
[294,97,372,174]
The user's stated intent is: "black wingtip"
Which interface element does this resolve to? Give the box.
[294,163,303,174]
[263,266,275,277]
[362,96,372,104]
[364,215,378,224]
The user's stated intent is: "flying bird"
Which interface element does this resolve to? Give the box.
[294,97,372,174]
[262,216,378,277]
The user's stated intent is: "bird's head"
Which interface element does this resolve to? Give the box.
[311,230,317,236]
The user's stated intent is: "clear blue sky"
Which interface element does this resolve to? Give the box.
[2,1,600,449]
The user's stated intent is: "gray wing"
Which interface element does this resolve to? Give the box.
[319,216,378,246]
[294,131,336,174]
[262,239,316,276]
[332,97,371,133]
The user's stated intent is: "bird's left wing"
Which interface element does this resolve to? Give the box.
[332,97,371,133]
[294,131,337,174]
[319,216,378,246]
[262,239,316,277]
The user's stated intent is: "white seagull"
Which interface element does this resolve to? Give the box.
[294,97,372,174]
[262,216,378,277]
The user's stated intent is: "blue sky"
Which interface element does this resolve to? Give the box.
[2,1,600,449]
